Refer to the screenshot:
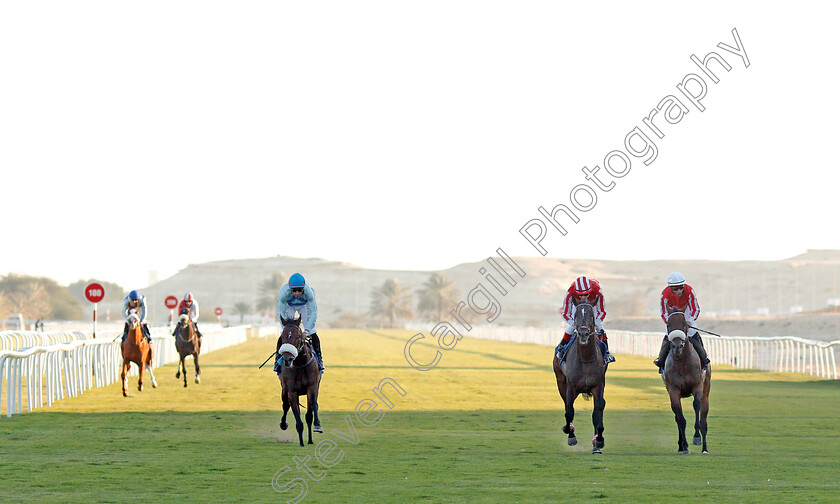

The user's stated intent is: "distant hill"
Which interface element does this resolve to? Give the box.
[127,250,840,337]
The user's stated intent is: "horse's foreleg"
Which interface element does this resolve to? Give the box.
[700,380,711,454]
[145,357,157,388]
[193,353,201,383]
[290,393,305,447]
[121,361,129,397]
[137,360,144,392]
[563,388,578,446]
[175,358,181,379]
[670,390,688,453]
[279,384,290,431]
[592,387,606,452]
[309,386,322,434]
[691,389,703,447]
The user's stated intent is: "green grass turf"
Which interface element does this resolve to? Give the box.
[1,329,838,503]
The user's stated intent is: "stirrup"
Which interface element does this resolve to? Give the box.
[604,352,616,364]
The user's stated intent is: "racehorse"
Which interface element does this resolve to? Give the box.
[174,308,201,388]
[662,307,711,454]
[121,310,157,397]
[552,303,607,453]
[276,315,322,446]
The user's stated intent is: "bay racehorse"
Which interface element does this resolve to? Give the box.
[121,310,157,397]
[276,315,322,446]
[552,303,607,453]
[663,307,711,454]
[175,308,201,388]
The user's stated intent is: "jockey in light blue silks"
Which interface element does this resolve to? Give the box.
[121,290,152,343]
[276,273,323,372]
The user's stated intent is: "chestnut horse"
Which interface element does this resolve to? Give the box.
[175,309,201,388]
[276,315,322,446]
[121,311,157,397]
[553,303,607,453]
[663,307,711,454]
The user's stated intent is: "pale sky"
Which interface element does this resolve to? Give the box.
[1,2,838,291]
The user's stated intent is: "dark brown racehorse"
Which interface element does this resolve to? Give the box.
[663,307,711,454]
[175,309,201,388]
[121,311,157,397]
[553,303,607,453]
[277,315,322,446]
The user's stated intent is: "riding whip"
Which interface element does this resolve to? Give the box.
[693,327,722,337]
[258,351,277,369]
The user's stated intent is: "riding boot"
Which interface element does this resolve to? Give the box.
[556,334,572,361]
[598,330,615,364]
[141,324,152,343]
[121,322,129,343]
[654,337,670,374]
[690,335,710,370]
[602,339,616,364]
[310,332,324,371]
[195,323,203,348]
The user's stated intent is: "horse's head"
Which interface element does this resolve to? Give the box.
[277,315,305,367]
[667,328,688,356]
[573,303,596,344]
[666,307,688,335]
[127,309,140,329]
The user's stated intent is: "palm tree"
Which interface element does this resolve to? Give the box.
[233,302,252,323]
[369,278,414,328]
[256,272,286,319]
[417,272,459,321]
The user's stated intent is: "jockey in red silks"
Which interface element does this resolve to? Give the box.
[173,292,203,348]
[557,276,615,364]
[654,272,710,373]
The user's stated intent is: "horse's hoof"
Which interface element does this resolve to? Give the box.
[314,425,323,433]
[122,391,128,397]
[195,376,200,384]
[183,383,188,388]
[561,423,575,434]
[592,448,602,454]
[568,437,577,446]
[693,436,702,446]
[138,385,143,392]
[152,381,157,388]
[175,372,180,379]
[702,450,709,454]
[679,449,690,455]
[280,422,288,431]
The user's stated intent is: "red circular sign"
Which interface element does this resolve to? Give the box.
[214,307,223,316]
[165,296,179,309]
[85,283,105,303]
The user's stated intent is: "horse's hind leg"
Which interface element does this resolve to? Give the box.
[176,358,181,379]
[145,359,158,388]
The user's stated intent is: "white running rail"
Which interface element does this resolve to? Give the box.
[453,327,840,379]
[0,326,249,418]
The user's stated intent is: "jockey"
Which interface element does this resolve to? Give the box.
[121,290,152,343]
[654,272,710,373]
[173,292,203,348]
[557,276,615,364]
[276,273,323,371]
